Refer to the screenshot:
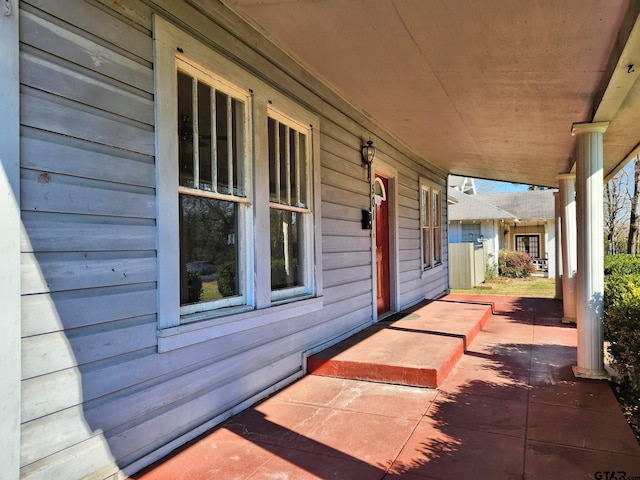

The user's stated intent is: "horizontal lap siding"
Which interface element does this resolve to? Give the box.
[18,0,449,478]
[19,1,158,478]
[319,128,375,336]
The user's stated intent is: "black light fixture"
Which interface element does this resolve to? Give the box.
[361,138,376,181]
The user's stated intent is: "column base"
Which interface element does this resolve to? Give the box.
[561,317,576,324]
[572,365,609,380]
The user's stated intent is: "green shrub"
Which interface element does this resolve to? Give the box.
[604,254,640,276]
[186,270,203,304]
[485,262,498,280]
[604,255,640,389]
[498,250,536,278]
[604,274,640,391]
[603,255,640,440]
[217,261,237,297]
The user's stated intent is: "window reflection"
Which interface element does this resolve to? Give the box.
[179,194,239,306]
[270,209,302,290]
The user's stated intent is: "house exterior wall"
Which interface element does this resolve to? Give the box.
[448,220,499,269]
[16,1,449,478]
[508,223,547,257]
[505,221,556,277]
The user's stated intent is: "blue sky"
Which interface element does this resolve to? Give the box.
[474,179,532,194]
[473,159,637,194]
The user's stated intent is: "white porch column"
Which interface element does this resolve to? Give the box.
[556,173,577,323]
[553,191,563,300]
[571,122,609,379]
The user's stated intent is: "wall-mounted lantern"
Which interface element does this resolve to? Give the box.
[361,139,376,182]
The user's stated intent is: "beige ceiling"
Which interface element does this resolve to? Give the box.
[227,0,640,187]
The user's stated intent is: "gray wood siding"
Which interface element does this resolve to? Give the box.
[18,0,449,478]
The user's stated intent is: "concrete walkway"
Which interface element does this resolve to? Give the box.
[131,295,640,479]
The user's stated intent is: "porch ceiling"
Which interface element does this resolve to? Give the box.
[226,0,640,187]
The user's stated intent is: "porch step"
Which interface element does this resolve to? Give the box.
[306,299,493,388]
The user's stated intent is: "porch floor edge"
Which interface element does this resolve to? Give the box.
[306,299,493,388]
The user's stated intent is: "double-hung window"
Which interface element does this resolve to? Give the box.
[268,111,312,300]
[154,15,322,341]
[420,178,443,270]
[176,64,250,314]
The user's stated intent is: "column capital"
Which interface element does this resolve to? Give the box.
[556,172,576,181]
[571,121,609,136]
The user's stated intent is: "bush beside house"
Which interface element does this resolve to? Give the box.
[604,254,640,440]
[498,250,536,278]
[604,255,640,388]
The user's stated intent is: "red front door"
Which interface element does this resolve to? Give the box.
[375,175,390,314]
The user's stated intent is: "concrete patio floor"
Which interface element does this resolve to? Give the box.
[130,294,640,479]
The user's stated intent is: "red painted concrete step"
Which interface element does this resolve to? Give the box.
[307,299,493,388]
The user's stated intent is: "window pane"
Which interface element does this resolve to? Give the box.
[177,71,194,188]
[279,123,288,203]
[268,118,278,202]
[231,98,245,196]
[197,81,213,191]
[290,130,298,206]
[462,224,481,242]
[268,118,308,208]
[516,235,539,258]
[213,92,245,196]
[216,91,230,194]
[423,226,432,268]
[270,209,303,290]
[434,227,442,264]
[298,133,307,208]
[432,191,440,228]
[421,188,430,227]
[432,190,441,264]
[180,194,240,306]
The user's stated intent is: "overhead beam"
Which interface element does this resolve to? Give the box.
[592,1,640,123]
[576,2,640,181]
[595,6,640,182]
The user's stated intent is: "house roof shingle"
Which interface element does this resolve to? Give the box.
[474,190,557,220]
[448,187,517,221]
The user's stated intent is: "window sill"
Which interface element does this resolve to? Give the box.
[421,262,444,278]
[157,296,323,353]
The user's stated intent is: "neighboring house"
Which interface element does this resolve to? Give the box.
[449,185,557,277]
[448,186,516,270]
[448,174,477,195]
[2,2,449,478]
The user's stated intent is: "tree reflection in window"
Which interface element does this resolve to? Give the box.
[179,195,238,305]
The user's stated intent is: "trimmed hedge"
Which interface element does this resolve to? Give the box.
[498,250,536,278]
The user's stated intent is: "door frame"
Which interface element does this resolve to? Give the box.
[515,233,542,258]
[372,160,399,322]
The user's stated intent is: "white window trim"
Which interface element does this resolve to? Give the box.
[153,15,323,348]
[420,176,444,273]
[175,58,254,316]
[267,106,315,302]
[158,297,324,353]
